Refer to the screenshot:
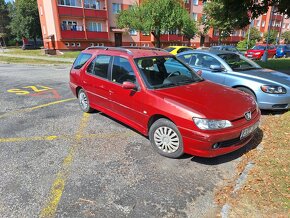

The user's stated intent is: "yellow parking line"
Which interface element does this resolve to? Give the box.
[0,98,75,119]
[40,113,90,218]
[0,135,59,143]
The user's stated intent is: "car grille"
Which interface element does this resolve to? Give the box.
[213,135,252,149]
[232,108,258,123]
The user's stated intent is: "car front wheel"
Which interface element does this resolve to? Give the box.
[149,118,184,158]
[78,89,94,113]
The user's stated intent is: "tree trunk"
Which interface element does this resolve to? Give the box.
[151,28,161,48]
[33,35,37,48]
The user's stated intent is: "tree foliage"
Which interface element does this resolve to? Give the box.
[236,27,261,50]
[264,30,279,44]
[0,0,10,42]
[181,13,197,45]
[281,31,290,44]
[9,0,41,44]
[117,0,195,48]
[217,0,290,27]
[203,0,248,44]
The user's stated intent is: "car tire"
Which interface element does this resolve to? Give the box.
[236,87,257,101]
[149,118,184,158]
[78,89,94,113]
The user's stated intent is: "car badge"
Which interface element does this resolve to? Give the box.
[244,111,252,121]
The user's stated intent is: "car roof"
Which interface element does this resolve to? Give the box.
[177,49,236,56]
[81,46,172,59]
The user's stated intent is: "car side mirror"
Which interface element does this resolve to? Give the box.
[122,81,137,90]
[196,70,202,76]
[210,65,223,72]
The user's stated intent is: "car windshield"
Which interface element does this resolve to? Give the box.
[134,56,203,89]
[164,47,175,52]
[252,45,266,50]
[218,53,262,71]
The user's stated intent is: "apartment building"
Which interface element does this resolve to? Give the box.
[37,0,290,50]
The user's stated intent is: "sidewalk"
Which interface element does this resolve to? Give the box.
[0,52,74,63]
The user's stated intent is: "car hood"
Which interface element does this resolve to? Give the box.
[230,68,290,87]
[153,81,255,120]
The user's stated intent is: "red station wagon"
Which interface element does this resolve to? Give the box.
[70,47,261,158]
[245,44,276,60]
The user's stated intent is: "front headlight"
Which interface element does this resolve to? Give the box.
[255,52,261,55]
[261,85,287,94]
[193,118,232,130]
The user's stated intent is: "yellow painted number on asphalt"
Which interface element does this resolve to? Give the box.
[7,85,53,95]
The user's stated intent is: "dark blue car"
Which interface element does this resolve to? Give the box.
[275,44,290,58]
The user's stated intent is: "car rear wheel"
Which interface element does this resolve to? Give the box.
[149,118,184,158]
[236,87,257,101]
[78,89,94,113]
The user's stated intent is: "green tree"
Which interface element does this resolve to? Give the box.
[264,30,279,44]
[117,0,191,48]
[217,0,289,28]
[237,27,262,50]
[203,0,247,44]
[181,13,197,46]
[281,31,290,44]
[0,0,10,46]
[9,0,41,46]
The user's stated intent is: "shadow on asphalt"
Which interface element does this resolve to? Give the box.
[93,112,264,164]
[190,128,263,165]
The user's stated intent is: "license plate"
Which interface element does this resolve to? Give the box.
[240,121,260,139]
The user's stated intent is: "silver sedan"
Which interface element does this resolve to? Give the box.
[176,50,290,110]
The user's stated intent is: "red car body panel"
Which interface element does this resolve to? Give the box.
[70,48,261,158]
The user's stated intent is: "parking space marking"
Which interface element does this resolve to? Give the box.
[0,98,75,119]
[7,85,53,95]
[0,135,59,143]
[40,113,90,218]
[0,132,136,144]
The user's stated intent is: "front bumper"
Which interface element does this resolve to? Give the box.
[178,112,261,158]
[257,92,290,110]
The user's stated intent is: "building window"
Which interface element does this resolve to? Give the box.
[192,13,197,21]
[112,3,121,14]
[256,20,260,27]
[193,0,198,6]
[61,21,83,31]
[77,43,81,47]
[58,0,82,7]
[65,42,70,46]
[88,22,102,32]
[71,42,76,47]
[90,43,94,47]
[142,31,150,36]
[84,0,100,9]
[129,29,137,35]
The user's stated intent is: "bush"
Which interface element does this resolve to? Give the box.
[237,39,255,50]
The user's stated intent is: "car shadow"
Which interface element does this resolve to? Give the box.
[188,128,263,165]
[261,109,289,116]
[92,112,264,165]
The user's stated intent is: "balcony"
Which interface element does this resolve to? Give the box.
[160,34,184,42]
[87,31,109,40]
[84,9,107,19]
[61,25,86,39]
[58,6,83,17]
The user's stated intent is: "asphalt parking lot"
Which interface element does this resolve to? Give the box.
[0,63,261,217]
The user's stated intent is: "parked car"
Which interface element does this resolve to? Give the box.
[244,44,276,60]
[70,47,260,158]
[275,44,290,58]
[176,50,290,110]
[209,45,241,54]
[164,46,193,55]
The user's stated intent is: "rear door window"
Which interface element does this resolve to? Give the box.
[86,55,111,79]
[73,53,92,69]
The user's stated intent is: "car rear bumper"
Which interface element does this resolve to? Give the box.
[178,114,260,157]
[69,82,78,97]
